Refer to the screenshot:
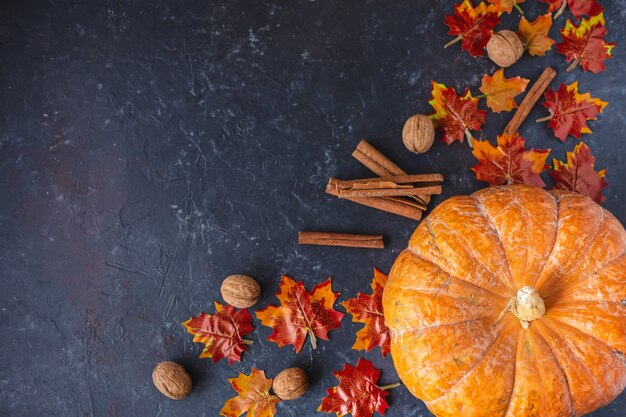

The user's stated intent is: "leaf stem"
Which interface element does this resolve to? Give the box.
[475,93,487,99]
[513,3,524,14]
[536,115,553,123]
[309,330,318,349]
[444,35,462,49]
[465,129,474,147]
[378,383,401,391]
[554,1,567,19]
[242,339,254,345]
[566,58,580,72]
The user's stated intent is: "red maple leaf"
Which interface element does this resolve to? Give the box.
[318,358,400,417]
[539,82,607,142]
[429,81,487,145]
[256,276,344,353]
[341,269,390,357]
[557,13,615,73]
[183,302,254,365]
[541,0,603,19]
[551,142,607,203]
[471,133,551,187]
[444,0,501,57]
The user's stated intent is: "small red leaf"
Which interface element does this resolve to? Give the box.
[183,302,254,365]
[551,142,607,203]
[541,0,603,19]
[319,358,398,417]
[342,269,390,357]
[557,13,615,73]
[429,81,487,145]
[444,0,501,57]
[540,82,607,142]
[471,133,550,187]
[256,276,344,353]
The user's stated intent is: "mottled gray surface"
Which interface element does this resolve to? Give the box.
[0,0,625,416]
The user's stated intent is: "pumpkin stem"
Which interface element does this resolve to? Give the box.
[509,286,545,329]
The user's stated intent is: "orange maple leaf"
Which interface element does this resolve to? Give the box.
[488,0,524,14]
[471,133,550,187]
[429,81,486,145]
[342,269,390,357]
[538,82,607,142]
[550,142,607,203]
[220,368,280,417]
[479,69,529,113]
[518,13,555,56]
[557,13,614,73]
[256,276,344,353]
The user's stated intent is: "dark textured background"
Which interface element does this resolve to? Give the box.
[1,0,625,416]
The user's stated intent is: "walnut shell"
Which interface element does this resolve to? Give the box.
[402,114,435,154]
[272,367,309,400]
[486,30,524,68]
[220,274,261,309]
[152,361,192,400]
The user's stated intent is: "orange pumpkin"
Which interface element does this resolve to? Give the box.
[383,184,626,417]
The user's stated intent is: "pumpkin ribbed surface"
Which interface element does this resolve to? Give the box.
[383,184,626,417]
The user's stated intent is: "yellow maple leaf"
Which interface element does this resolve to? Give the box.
[518,13,555,56]
[221,369,280,417]
[479,69,529,113]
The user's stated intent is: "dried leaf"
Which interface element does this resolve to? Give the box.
[550,142,607,203]
[479,69,529,113]
[539,82,607,142]
[256,276,344,353]
[471,133,550,187]
[518,13,555,56]
[541,0,603,19]
[220,368,280,417]
[429,81,487,145]
[557,13,614,73]
[342,269,390,357]
[183,302,254,365]
[488,0,524,14]
[444,0,501,57]
[318,358,398,417]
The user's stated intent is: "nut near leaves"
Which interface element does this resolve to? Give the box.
[152,361,192,400]
[486,30,524,68]
[272,367,309,400]
[220,274,261,309]
[402,114,435,154]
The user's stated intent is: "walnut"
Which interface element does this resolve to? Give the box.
[152,361,192,400]
[272,367,309,400]
[486,30,524,68]
[220,275,261,308]
[402,114,435,154]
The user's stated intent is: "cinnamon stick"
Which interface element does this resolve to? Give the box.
[328,175,442,198]
[298,231,384,248]
[352,140,431,205]
[504,67,557,135]
[325,184,424,220]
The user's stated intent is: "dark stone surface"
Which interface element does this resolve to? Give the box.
[1,0,625,416]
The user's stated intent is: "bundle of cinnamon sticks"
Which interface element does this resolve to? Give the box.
[325,140,443,221]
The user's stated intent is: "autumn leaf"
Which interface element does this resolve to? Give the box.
[550,142,607,203]
[518,13,555,56]
[538,82,607,142]
[557,13,614,73]
[341,269,390,357]
[444,0,501,57]
[221,368,280,417]
[488,0,524,14]
[183,302,254,365]
[479,69,529,113]
[541,0,603,19]
[319,358,399,417]
[471,133,550,187]
[429,81,487,145]
[256,276,344,353]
